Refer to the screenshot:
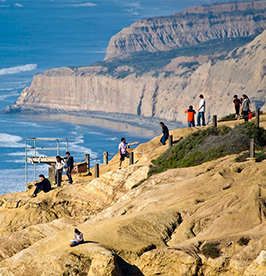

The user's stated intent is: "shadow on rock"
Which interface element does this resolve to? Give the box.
[116,256,144,276]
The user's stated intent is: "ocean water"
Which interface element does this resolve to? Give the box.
[0,0,212,195]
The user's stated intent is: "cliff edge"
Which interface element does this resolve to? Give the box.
[8,28,266,124]
[105,0,266,60]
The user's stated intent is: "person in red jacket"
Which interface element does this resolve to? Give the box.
[185,106,196,127]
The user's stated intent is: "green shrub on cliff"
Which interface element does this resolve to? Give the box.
[92,36,255,78]
[149,123,266,176]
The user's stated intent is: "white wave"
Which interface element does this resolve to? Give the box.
[66,134,97,158]
[17,121,40,127]
[0,92,20,101]
[123,2,141,8]
[104,137,118,141]
[14,3,23,7]
[0,64,37,76]
[0,133,24,148]
[0,80,30,91]
[83,50,106,54]
[8,150,45,157]
[6,159,25,163]
[0,5,9,7]
[72,2,97,7]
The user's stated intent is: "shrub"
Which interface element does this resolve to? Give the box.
[149,123,266,176]
[201,242,221,259]
[237,237,250,246]
[219,113,236,122]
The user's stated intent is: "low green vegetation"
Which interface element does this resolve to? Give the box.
[91,36,255,78]
[219,113,236,122]
[236,151,266,163]
[149,123,266,176]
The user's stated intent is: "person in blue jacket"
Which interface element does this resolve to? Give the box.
[65,151,74,184]
[159,122,169,145]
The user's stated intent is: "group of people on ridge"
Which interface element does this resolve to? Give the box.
[184,93,252,127]
[184,94,206,128]
[31,151,74,198]
[233,94,251,122]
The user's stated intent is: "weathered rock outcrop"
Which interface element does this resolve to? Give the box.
[9,28,266,124]
[2,118,266,275]
[105,0,266,60]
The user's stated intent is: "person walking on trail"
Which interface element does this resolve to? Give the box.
[197,94,206,127]
[55,156,65,186]
[70,228,84,247]
[185,106,196,127]
[241,94,251,122]
[233,95,241,119]
[118,138,139,169]
[65,151,74,185]
[31,174,51,198]
[159,122,169,145]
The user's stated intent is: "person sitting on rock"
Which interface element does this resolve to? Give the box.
[70,228,84,247]
[31,174,51,198]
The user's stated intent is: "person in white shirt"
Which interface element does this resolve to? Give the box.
[70,228,84,247]
[118,138,138,169]
[55,155,65,187]
[197,94,206,127]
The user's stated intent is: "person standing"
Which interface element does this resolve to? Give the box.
[233,95,241,119]
[65,151,74,184]
[55,156,65,187]
[118,138,139,169]
[185,106,196,127]
[31,174,51,198]
[241,94,251,122]
[197,94,206,127]
[159,122,169,145]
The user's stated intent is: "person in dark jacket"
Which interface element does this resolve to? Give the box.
[159,122,169,145]
[65,151,74,184]
[31,174,51,197]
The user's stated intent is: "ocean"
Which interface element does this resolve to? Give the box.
[0,0,210,195]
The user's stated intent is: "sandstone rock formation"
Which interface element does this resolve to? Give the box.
[1,118,266,275]
[9,27,266,125]
[105,0,266,60]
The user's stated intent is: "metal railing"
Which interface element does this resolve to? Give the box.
[25,138,68,186]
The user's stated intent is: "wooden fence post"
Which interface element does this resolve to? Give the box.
[213,115,217,127]
[103,151,108,165]
[85,154,90,172]
[255,109,260,127]
[168,135,173,149]
[85,154,92,176]
[129,152,134,165]
[250,139,255,159]
[95,163,99,178]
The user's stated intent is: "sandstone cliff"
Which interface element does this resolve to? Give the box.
[9,28,266,124]
[105,0,266,60]
[1,118,266,275]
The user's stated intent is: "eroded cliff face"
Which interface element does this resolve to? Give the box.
[11,29,266,124]
[105,0,266,60]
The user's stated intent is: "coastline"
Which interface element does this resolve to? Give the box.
[9,109,185,137]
